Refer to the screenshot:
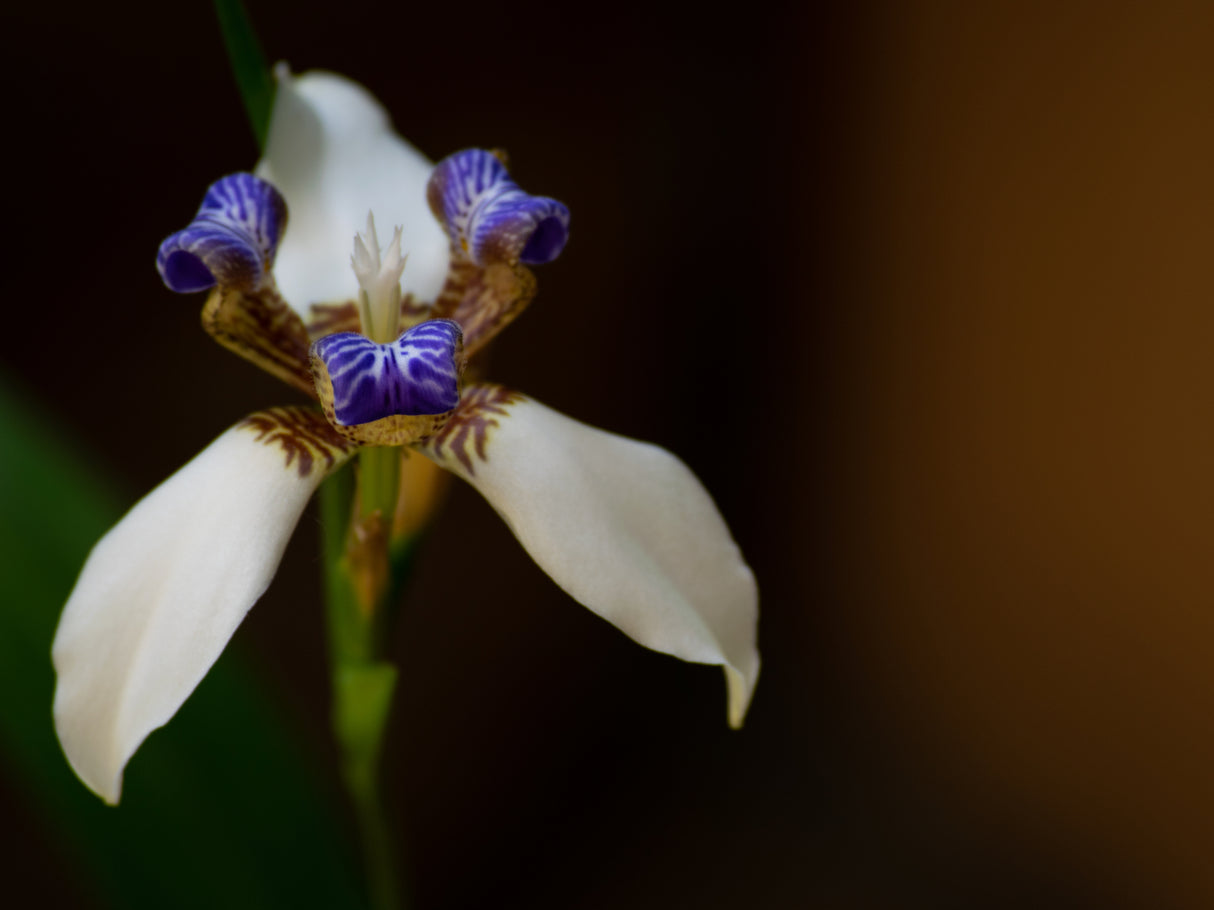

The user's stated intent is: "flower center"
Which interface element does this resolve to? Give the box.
[351,212,407,344]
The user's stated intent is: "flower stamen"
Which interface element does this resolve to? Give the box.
[351,211,408,344]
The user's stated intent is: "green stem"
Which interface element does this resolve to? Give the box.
[335,661,400,910]
[320,458,407,910]
[359,446,400,522]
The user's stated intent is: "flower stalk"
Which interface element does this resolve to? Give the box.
[320,459,408,910]
[359,446,401,526]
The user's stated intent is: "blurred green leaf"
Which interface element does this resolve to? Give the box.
[0,378,365,909]
[214,0,275,150]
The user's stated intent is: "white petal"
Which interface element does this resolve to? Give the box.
[52,418,344,803]
[256,68,450,315]
[421,394,760,725]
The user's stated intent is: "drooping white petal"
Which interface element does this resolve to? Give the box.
[52,413,352,804]
[418,390,760,725]
[256,67,450,315]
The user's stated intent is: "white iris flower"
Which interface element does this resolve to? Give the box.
[52,69,760,805]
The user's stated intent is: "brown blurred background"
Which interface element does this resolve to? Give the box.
[4,0,1214,907]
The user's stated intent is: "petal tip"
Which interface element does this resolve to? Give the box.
[725,652,760,729]
[51,670,127,805]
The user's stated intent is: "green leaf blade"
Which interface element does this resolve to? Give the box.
[213,0,275,150]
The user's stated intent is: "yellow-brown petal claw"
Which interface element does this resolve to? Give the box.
[431,252,537,359]
[202,284,315,398]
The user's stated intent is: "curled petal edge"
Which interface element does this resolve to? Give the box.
[51,408,356,804]
[427,149,570,267]
[156,173,287,294]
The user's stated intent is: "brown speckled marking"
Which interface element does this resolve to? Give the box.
[429,256,477,321]
[202,283,315,398]
[431,249,537,358]
[305,301,361,340]
[238,407,357,478]
[418,383,522,475]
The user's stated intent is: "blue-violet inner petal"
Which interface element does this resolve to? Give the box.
[427,149,570,267]
[313,320,463,426]
[156,173,287,293]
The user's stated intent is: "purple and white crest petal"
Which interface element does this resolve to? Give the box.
[256,69,450,314]
[427,149,570,267]
[156,173,287,293]
[312,319,463,426]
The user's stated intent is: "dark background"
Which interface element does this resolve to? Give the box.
[4,1,1214,907]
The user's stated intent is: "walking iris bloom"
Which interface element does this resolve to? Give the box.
[52,69,759,804]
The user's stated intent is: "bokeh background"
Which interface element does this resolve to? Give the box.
[3,1,1214,907]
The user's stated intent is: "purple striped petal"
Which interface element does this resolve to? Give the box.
[427,149,570,267]
[156,174,287,293]
[312,320,463,426]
